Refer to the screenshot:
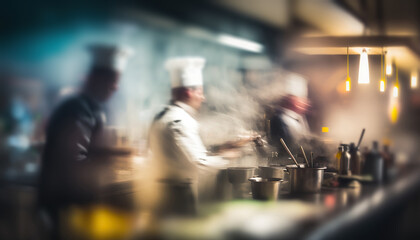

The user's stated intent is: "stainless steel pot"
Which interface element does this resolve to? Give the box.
[249,177,282,200]
[258,166,286,179]
[287,167,326,193]
[227,167,256,184]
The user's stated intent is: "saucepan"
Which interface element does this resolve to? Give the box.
[227,167,256,184]
[248,177,282,200]
[258,166,286,179]
[286,166,326,193]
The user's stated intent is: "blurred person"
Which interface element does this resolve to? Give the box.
[268,74,311,155]
[38,44,133,239]
[147,57,253,217]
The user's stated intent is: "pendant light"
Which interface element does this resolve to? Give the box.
[358,48,370,84]
[345,46,351,91]
[393,65,399,98]
[411,70,418,88]
[380,50,386,92]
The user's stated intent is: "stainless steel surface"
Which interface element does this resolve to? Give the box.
[249,177,282,200]
[279,138,300,168]
[287,167,326,193]
[259,166,286,179]
[227,167,256,184]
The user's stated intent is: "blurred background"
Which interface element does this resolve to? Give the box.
[1,0,420,239]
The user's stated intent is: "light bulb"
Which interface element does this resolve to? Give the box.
[346,76,351,92]
[358,49,370,84]
[386,64,392,75]
[411,72,418,88]
[393,85,398,97]
[380,79,385,92]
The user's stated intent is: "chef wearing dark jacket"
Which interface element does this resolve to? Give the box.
[38,44,133,239]
[269,74,311,153]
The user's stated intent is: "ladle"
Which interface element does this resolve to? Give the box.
[356,128,366,149]
[280,138,300,168]
[300,146,310,167]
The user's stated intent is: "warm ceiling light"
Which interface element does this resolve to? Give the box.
[380,51,385,92]
[393,65,399,98]
[393,85,398,97]
[345,46,351,91]
[358,49,369,84]
[386,65,392,75]
[411,71,418,88]
[380,80,385,92]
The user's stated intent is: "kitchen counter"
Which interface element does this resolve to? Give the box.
[154,168,420,240]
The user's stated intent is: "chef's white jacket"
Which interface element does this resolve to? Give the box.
[148,101,226,184]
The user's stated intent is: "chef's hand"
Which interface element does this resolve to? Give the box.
[210,133,262,153]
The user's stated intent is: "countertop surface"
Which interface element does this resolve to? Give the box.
[155,169,420,240]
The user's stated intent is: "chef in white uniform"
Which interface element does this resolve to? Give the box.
[148,57,226,216]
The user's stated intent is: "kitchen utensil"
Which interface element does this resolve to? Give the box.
[310,152,314,168]
[249,177,282,200]
[287,167,326,193]
[279,138,300,168]
[300,146,310,167]
[356,128,366,149]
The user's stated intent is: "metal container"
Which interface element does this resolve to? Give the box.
[227,167,256,184]
[249,177,282,200]
[287,167,326,193]
[259,166,286,179]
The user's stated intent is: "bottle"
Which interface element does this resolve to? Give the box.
[349,142,362,175]
[363,141,384,183]
[335,146,343,172]
[340,144,351,175]
[381,144,395,181]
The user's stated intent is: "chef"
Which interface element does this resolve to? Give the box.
[148,57,236,216]
[38,44,133,239]
[269,73,311,153]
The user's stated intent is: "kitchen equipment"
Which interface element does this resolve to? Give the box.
[279,138,300,168]
[362,141,384,183]
[227,167,256,199]
[259,166,286,179]
[356,128,366,149]
[300,146,310,167]
[349,142,363,175]
[249,177,282,200]
[310,152,314,168]
[339,145,351,175]
[227,167,256,184]
[287,167,326,193]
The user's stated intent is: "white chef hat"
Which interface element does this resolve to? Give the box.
[283,73,308,98]
[88,44,134,72]
[165,57,206,88]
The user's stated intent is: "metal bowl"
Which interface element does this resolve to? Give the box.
[249,177,282,200]
[227,167,256,184]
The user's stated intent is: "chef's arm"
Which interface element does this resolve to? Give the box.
[209,135,261,154]
[169,121,226,168]
[56,111,94,164]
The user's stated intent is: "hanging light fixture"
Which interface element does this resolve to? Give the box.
[345,46,351,91]
[393,65,399,98]
[380,50,386,92]
[358,48,369,84]
[411,70,418,88]
[385,51,392,75]
[389,64,400,124]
